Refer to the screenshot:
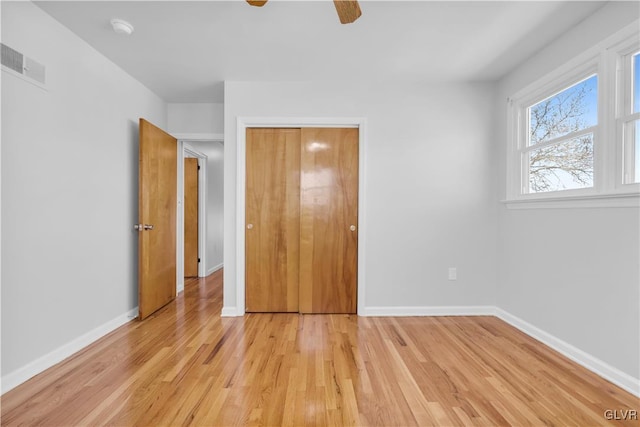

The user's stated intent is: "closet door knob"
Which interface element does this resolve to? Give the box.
[350,225,356,231]
[247,223,254,230]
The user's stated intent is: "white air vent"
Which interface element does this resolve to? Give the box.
[1,43,46,87]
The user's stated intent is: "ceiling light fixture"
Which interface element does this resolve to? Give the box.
[110,19,134,35]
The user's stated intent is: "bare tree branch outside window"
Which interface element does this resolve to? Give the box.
[527,76,597,192]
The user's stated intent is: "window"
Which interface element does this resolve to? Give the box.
[506,24,640,207]
[526,75,597,193]
[621,51,640,184]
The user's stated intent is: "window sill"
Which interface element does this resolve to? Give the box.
[502,192,640,209]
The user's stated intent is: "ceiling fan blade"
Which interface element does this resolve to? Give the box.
[333,0,362,24]
[246,0,268,7]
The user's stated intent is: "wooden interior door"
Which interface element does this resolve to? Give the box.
[245,128,301,312]
[138,118,177,320]
[299,128,359,314]
[184,158,199,277]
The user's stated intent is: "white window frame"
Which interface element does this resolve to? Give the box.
[516,64,600,197]
[505,22,640,209]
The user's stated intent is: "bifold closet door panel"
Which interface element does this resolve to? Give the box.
[245,128,301,312]
[299,128,359,314]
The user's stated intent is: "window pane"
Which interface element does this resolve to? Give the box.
[528,134,594,193]
[625,119,640,184]
[528,75,598,145]
[633,120,640,182]
[634,53,640,113]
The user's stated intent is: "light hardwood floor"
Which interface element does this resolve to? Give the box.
[1,270,638,426]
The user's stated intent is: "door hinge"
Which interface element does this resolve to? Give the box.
[198,258,201,263]
[198,165,200,170]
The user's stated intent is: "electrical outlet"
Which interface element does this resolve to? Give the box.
[448,267,457,281]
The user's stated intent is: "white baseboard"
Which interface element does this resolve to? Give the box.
[207,263,223,276]
[1,307,138,395]
[361,305,497,317]
[496,308,640,397]
[220,306,239,317]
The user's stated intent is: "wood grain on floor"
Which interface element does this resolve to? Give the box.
[1,270,638,426]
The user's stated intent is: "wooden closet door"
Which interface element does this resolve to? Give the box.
[299,128,359,314]
[245,128,301,312]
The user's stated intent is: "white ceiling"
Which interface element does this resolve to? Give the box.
[34,1,607,103]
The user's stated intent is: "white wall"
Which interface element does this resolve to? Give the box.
[168,103,223,135]
[185,141,224,274]
[223,81,498,312]
[496,2,640,380]
[1,1,166,382]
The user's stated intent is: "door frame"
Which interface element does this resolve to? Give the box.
[236,117,367,315]
[175,133,224,293]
